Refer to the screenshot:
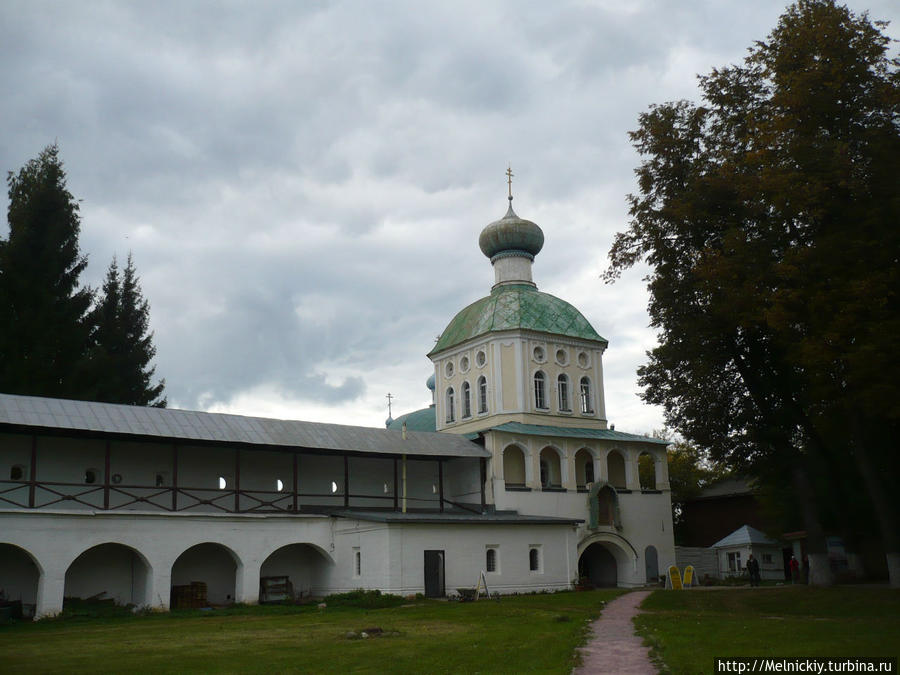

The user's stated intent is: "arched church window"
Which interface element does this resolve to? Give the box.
[446,387,455,423]
[534,371,547,410]
[477,376,488,414]
[558,374,570,411]
[462,381,472,418]
[580,377,593,414]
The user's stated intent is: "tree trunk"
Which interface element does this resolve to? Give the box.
[850,424,900,587]
[791,463,833,586]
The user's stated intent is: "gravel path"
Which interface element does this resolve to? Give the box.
[573,590,656,675]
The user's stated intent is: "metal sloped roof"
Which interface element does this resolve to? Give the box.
[711,525,780,548]
[0,393,489,459]
[487,421,670,445]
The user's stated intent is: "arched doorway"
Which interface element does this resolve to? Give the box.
[579,542,618,587]
[259,544,332,601]
[0,543,40,618]
[64,543,150,608]
[171,543,237,608]
[645,545,659,584]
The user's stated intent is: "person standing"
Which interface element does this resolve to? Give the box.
[789,555,800,584]
[747,554,761,587]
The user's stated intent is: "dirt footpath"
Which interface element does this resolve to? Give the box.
[573,590,656,674]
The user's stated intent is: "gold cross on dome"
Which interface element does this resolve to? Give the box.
[506,166,514,199]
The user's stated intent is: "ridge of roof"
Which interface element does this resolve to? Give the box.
[0,392,489,459]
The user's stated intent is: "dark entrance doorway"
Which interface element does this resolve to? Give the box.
[644,545,659,584]
[424,550,445,598]
[578,542,617,587]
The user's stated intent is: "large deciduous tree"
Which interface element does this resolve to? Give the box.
[607,0,900,585]
[91,253,167,407]
[0,144,94,398]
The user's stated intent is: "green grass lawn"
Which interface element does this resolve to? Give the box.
[635,586,900,675]
[0,590,624,674]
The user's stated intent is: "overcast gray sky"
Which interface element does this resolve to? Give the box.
[2,0,897,433]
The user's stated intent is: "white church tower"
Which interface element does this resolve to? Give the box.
[396,172,676,587]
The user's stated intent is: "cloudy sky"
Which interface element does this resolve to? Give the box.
[2,0,897,433]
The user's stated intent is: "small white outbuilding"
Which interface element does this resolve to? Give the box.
[712,524,784,581]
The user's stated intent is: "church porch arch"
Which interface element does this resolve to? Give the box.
[577,533,636,588]
[64,542,152,609]
[170,542,239,608]
[259,543,334,601]
[0,543,42,618]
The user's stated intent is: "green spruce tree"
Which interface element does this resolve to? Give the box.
[0,144,94,398]
[91,253,166,407]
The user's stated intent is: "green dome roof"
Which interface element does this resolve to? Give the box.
[429,284,607,356]
[387,406,437,433]
[478,203,544,259]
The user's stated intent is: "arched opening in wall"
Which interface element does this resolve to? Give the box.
[64,543,150,610]
[638,452,656,490]
[0,543,40,619]
[607,450,626,489]
[259,544,332,602]
[578,543,619,588]
[645,545,659,584]
[596,486,616,526]
[539,447,561,489]
[574,449,594,489]
[502,445,526,489]
[171,543,237,608]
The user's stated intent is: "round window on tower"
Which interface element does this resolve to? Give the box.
[460,355,470,373]
[476,350,487,368]
[577,351,590,368]
[445,361,454,377]
[555,348,568,365]
[533,345,545,363]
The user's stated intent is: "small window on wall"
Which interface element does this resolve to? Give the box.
[84,468,98,484]
[534,371,547,409]
[462,381,472,418]
[155,472,168,487]
[10,465,26,481]
[354,547,361,577]
[580,377,593,414]
[763,553,773,565]
[477,376,488,414]
[529,546,542,572]
[446,387,456,423]
[557,374,570,411]
[486,547,498,573]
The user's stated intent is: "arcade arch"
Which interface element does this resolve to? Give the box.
[64,543,151,608]
[171,543,238,607]
[577,536,633,588]
[0,543,40,614]
[606,450,626,489]
[259,544,332,601]
[502,445,526,488]
[638,452,656,490]
[574,448,595,489]
[539,447,562,489]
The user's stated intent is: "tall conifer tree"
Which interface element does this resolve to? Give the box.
[91,253,166,407]
[0,144,94,398]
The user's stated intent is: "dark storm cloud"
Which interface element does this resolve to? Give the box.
[2,0,897,427]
